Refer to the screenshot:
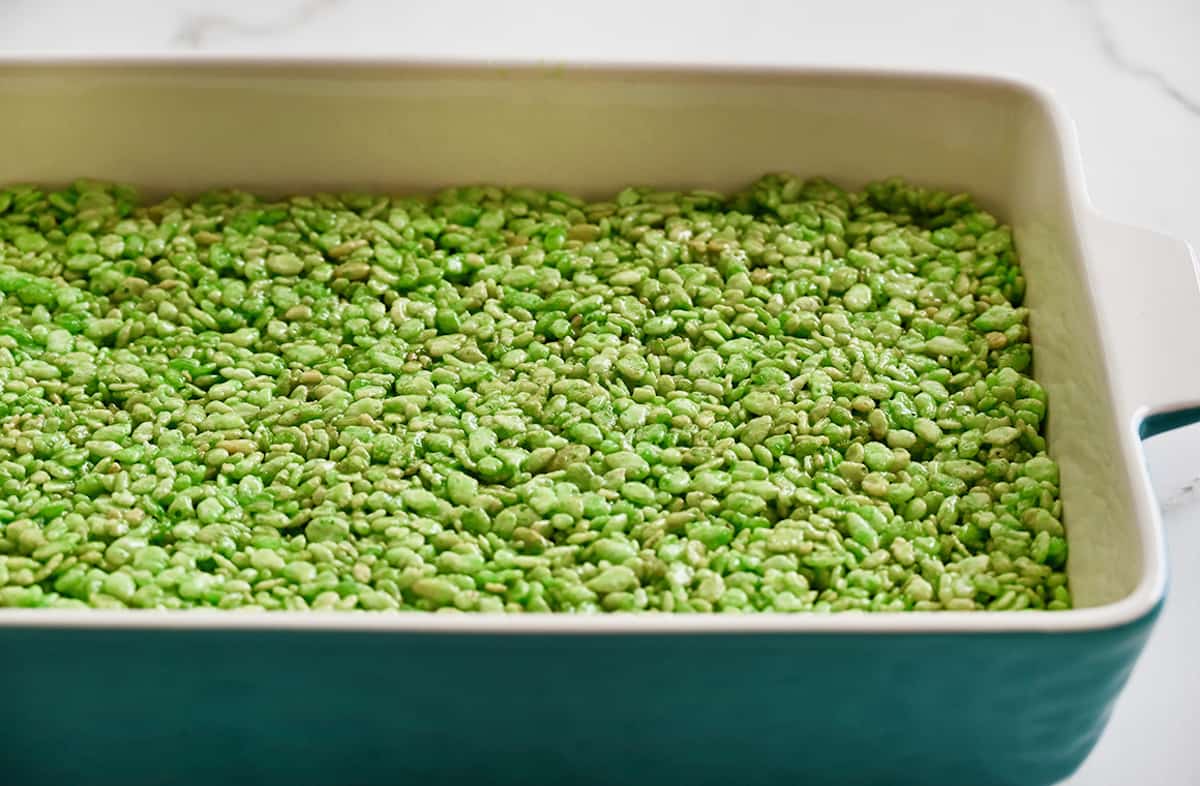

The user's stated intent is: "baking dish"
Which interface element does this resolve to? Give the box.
[0,59,1197,786]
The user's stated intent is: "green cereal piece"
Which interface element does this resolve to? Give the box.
[586,565,638,594]
[924,336,970,357]
[0,175,1065,613]
[1024,455,1060,484]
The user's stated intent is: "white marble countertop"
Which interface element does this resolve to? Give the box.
[2,0,1197,783]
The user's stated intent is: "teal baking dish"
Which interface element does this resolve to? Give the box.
[0,60,1197,786]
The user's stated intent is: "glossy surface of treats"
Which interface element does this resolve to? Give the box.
[0,175,1067,612]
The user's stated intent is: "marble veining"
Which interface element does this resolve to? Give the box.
[1087,0,1200,116]
[173,0,342,49]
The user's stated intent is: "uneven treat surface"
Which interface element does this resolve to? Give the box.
[0,176,1068,611]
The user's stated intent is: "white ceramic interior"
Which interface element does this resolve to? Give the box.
[0,59,1196,633]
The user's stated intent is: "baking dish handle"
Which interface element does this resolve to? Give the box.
[1087,216,1200,438]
